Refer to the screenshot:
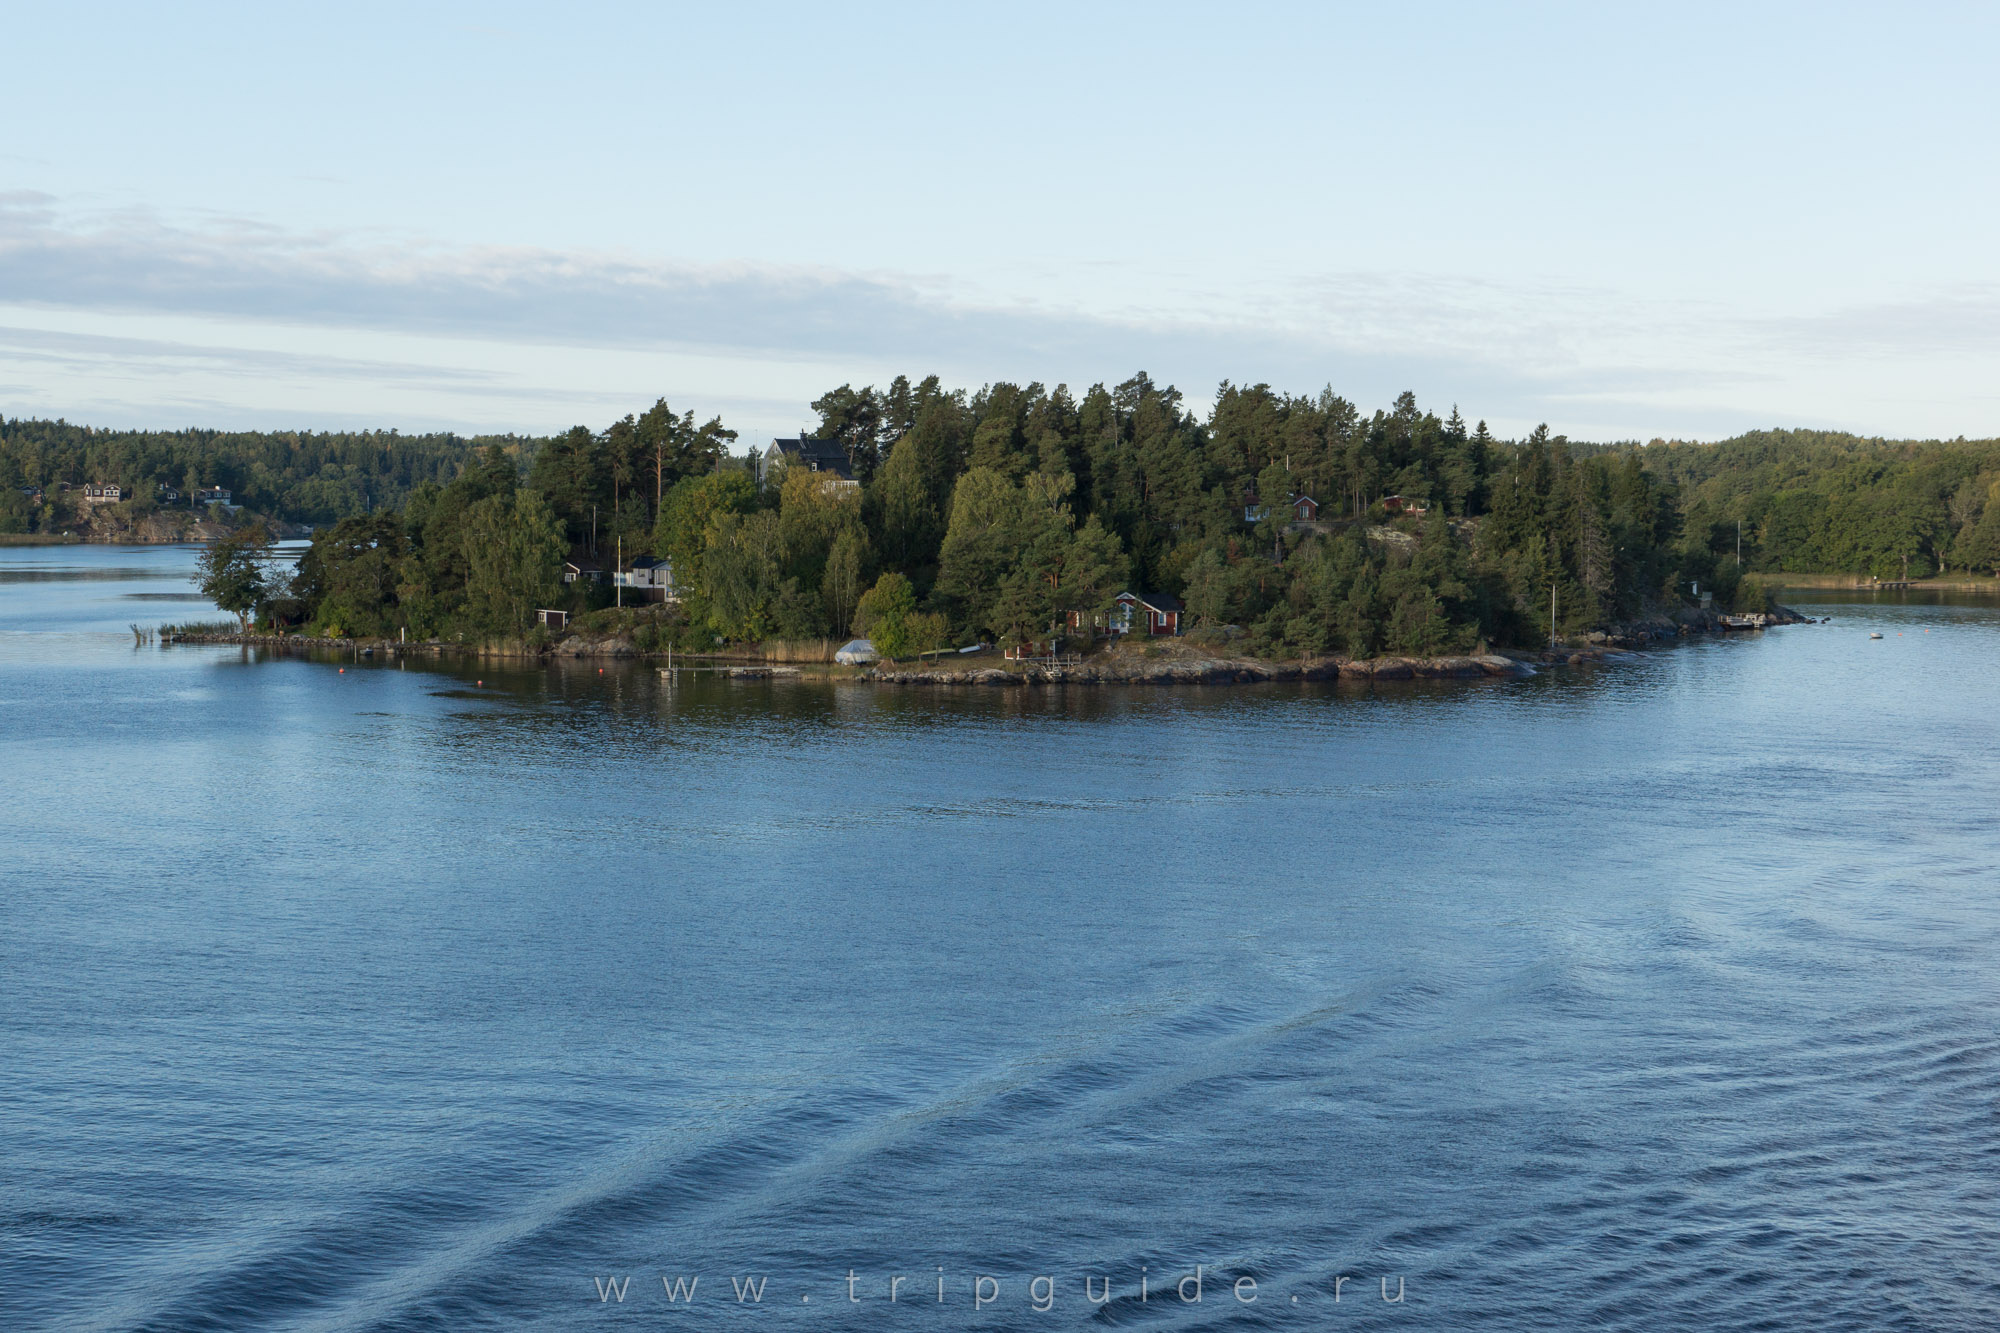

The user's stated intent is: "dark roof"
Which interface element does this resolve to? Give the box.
[770,436,855,479]
[630,554,665,570]
[565,549,603,572]
[1120,591,1184,613]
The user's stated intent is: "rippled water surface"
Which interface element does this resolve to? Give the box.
[4,545,1999,1331]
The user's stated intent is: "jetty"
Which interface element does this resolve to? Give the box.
[658,664,801,679]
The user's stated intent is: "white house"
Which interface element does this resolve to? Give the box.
[613,554,677,603]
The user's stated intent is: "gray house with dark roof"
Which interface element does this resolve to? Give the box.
[758,435,857,490]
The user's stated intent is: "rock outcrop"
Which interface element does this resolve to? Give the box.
[866,652,1541,687]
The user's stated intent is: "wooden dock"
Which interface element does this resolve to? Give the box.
[658,665,802,679]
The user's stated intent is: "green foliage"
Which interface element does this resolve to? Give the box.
[197,525,273,631]
[1637,428,2000,577]
[855,572,919,659]
[1732,575,1775,614]
[293,514,409,637]
[824,528,869,634]
[528,399,736,550]
[0,417,517,526]
[653,471,759,630]
[285,449,560,640]
[461,488,566,635]
[251,374,2000,662]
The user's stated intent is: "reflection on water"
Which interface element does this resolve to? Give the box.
[4,549,2000,1331]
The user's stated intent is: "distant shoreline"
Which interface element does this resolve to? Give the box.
[1771,573,2000,592]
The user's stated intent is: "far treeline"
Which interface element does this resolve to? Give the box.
[89,379,2000,657]
[1639,428,2000,580]
[0,418,536,531]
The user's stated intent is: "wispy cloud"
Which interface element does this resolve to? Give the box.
[2,191,1970,439]
[1758,286,2000,358]
[0,192,1144,364]
[0,322,504,387]
[0,193,1655,409]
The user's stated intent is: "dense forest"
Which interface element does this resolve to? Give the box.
[0,418,515,532]
[279,377,1699,656]
[34,382,2000,658]
[1636,429,2000,580]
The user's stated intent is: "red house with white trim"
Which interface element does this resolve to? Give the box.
[1115,591,1183,636]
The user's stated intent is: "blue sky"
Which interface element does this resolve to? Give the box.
[4,1,1997,446]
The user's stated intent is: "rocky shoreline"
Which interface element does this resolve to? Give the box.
[159,603,1811,685]
[867,652,1544,686]
[20,514,312,544]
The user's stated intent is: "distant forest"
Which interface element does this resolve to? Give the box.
[12,386,2000,655]
[0,418,534,530]
[1637,428,2000,580]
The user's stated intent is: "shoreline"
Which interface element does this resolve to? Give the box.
[156,605,1814,686]
[1769,573,2000,592]
[151,633,1585,683]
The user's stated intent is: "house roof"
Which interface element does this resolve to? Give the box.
[1119,590,1184,613]
[769,436,855,479]
[630,554,666,570]
[564,549,603,572]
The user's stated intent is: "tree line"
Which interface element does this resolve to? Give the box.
[135,381,2000,656]
[1635,428,2000,580]
[273,377,1701,655]
[0,417,522,533]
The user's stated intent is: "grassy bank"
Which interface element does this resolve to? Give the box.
[1771,572,2000,591]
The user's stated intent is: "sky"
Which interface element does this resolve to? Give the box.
[4,1,1998,448]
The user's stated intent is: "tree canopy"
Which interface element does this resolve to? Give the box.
[48,378,1993,652]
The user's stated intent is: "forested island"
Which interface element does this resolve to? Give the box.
[14,376,2000,660]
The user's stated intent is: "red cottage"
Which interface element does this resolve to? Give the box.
[1115,591,1183,637]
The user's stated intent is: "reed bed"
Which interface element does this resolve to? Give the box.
[754,638,840,663]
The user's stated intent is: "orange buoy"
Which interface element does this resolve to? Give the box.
[338,668,344,673]
[476,680,483,686]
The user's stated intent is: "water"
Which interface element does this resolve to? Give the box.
[4,545,1998,1331]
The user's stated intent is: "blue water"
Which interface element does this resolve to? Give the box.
[4,545,1998,1331]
